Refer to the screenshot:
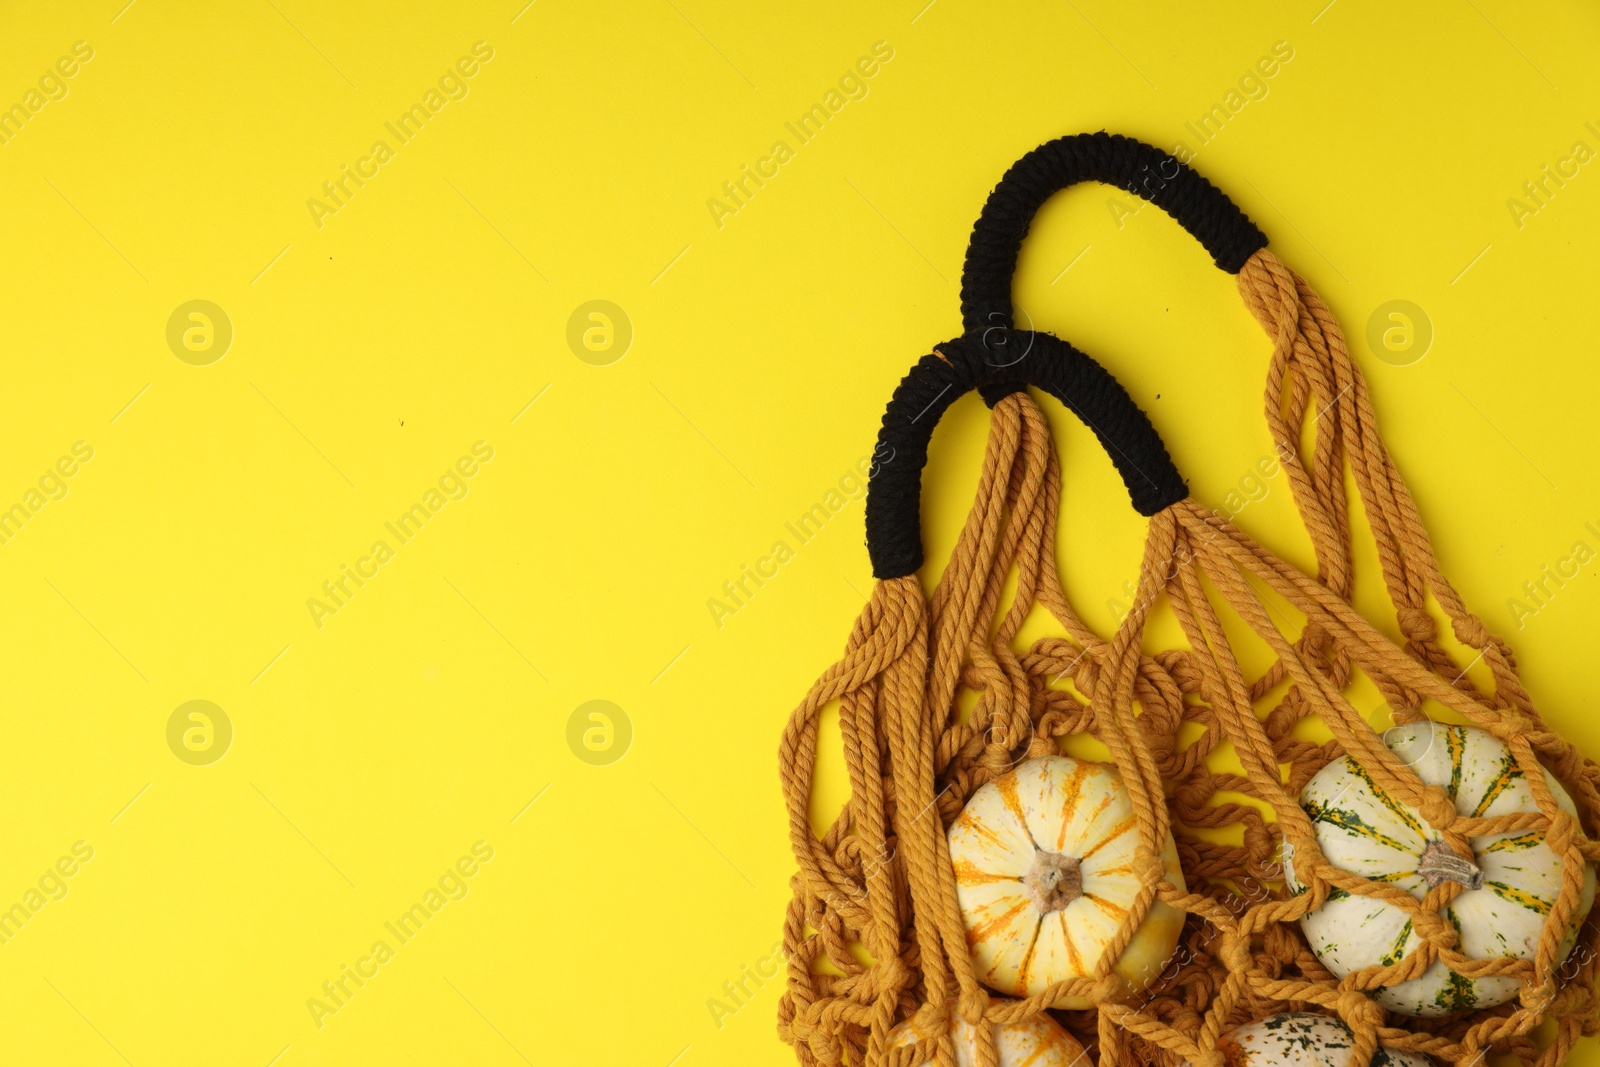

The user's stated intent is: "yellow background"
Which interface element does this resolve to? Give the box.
[1,0,1598,1063]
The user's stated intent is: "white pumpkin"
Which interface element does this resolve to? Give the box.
[887,1004,1086,1067]
[1218,1013,1431,1067]
[947,754,1186,1008]
[1286,720,1597,1016]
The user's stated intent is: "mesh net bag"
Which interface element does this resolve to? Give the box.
[777,134,1600,1067]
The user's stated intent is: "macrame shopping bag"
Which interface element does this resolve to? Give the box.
[778,330,1600,1067]
[960,132,1520,714]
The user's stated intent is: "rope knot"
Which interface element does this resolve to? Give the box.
[876,955,912,992]
[1450,614,1492,652]
[1396,606,1437,642]
[1410,908,1457,949]
[1417,788,1458,831]
[1335,989,1384,1031]
[1521,977,1557,1016]
[1217,930,1253,971]
[1134,852,1167,884]
[957,986,989,1025]
[1072,658,1102,699]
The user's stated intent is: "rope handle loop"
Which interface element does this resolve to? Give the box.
[865,330,1187,579]
[960,131,1268,335]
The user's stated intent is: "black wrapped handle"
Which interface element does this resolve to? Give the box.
[960,132,1268,335]
[866,330,1187,579]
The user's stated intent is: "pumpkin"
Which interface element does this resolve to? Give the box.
[887,1003,1086,1067]
[1218,1013,1431,1067]
[947,754,1186,1008]
[1286,720,1597,1016]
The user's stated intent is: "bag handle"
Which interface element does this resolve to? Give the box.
[960,132,1268,334]
[865,330,1187,579]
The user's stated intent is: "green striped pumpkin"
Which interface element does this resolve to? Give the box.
[1285,721,1596,1016]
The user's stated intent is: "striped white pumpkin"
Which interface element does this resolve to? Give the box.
[1218,1013,1431,1067]
[1286,721,1596,1016]
[887,1003,1086,1067]
[947,755,1186,1009]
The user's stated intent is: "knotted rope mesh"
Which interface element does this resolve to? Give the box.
[777,229,1600,1067]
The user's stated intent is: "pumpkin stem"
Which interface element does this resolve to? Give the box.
[1417,839,1483,890]
[1024,849,1083,912]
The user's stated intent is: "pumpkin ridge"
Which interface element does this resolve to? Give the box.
[966,895,1032,947]
[1470,750,1521,817]
[1346,759,1428,840]
[1016,911,1045,986]
[953,858,1022,886]
[997,773,1039,849]
[1483,879,1553,916]
[1082,891,1129,920]
[1304,799,1418,854]
[1080,815,1136,860]
[1052,763,1096,851]
[1060,916,1086,974]
[1480,832,1543,854]
[1061,791,1116,854]
[961,814,1014,856]
[1378,917,1414,966]
[1446,726,1465,800]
